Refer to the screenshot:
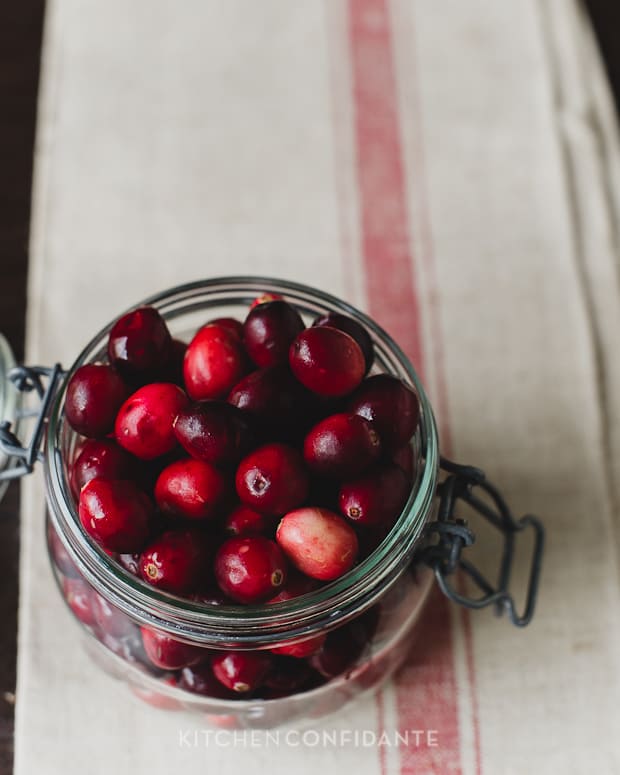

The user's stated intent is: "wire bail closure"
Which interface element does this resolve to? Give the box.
[419,456,545,626]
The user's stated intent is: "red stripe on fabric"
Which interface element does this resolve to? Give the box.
[346,0,464,773]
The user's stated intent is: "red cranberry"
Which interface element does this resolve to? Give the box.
[79,478,152,553]
[140,627,205,670]
[347,374,420,450]
[339,462,410,527]
[242,300,304,368]
[202,317,243,340]
[263,657,315,693]
[173,401,254,467]
[223,504,270,537]
[91,593,136,639]
[71,438,136,497]
[267,570,318,603]
[115,383,189,460]
[62,578,95,626]
[184,324,249,400]
[65,364,127,438]
[270,633,326,658]
[303,412,381,479]
[392,443,417,482]
[107,306,172,376]
[158,338,187,385]
[214,536,287,603]
[140,529,210,594]
[250,292,283,309]
[155,458,228,521]
[289,327,365,397]
[211,651,272,693]
[312,313,374,373]
[276,508,358,581]
[235,443,309,515]
[179,663,236,698]
[310,608,379,678]
[189,584,235,606]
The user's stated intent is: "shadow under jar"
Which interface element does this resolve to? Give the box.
[2,277,544,729]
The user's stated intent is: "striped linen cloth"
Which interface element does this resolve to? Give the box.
[15,1,620,773]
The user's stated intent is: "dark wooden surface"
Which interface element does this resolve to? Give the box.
[0,2,618,773]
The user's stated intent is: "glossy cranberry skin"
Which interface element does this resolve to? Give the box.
[276,507,358,581]
[79,478,152,553]
[173,401,254,467]
[242,300,304,368]
[107,306,172,376]
[211,651,272,693]
[347,374,420,450]
[249,292,283,309]
[289,327,365,397]
[179,664,236,698]
[312,313,374,373]
[155,458,228,521]
[158,338,187,385]
[263,657,315,693]
[223,504,269,537]
[71,438,136,497]
[139,530,210,594]
[140,627,205,670]
[267,570,318,603]
[270,633,326,658]
[65,364,127,438]
[62,578,95,626]
[214,536,287,603]
[202,317,243,340]
[303,412,381,479]
[115,382,189,460]
[235,443,309,515]
[339,462,410,527]
[184,324,249,400]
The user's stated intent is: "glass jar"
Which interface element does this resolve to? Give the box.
[0,277,544,728]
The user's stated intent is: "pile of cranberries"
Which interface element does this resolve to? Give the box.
[55,293,421,703]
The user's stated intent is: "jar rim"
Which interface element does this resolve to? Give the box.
[44,276,439,645]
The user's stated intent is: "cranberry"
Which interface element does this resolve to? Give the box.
[347,374,420,450]
[312,313,374,373]
[339,462,410,527]
[214,536,287,603]
[223,504,270,537]
[235,443,309,515]
[242,300,304,368]
[91,593,135,639]
[202,317,243,340]
[158,338,187,385]
[115,383,188,460]
[71,438,136,497]
[189,585,235,606]
[118,552,141,576]
[132,676,182,711]
[107,306,172,376]
[62,578,95,626]
[173,401,254,467]
[263,657,315,693]
[270,633,326,658]
[65,364,127,438]
[267,571,318,603]
[179,663,236,698]
[250,292,283,309]
[79,478,152,553]
[303,412,381,479]
[392,443,416,482]
[310,608,379,678]
[211,651,272,693]
[289,327,365,397]
[276,508,358,581]
[140,529,210,594]
[184,324,249,400]
[140,627,205,670]
[155,458,228,521]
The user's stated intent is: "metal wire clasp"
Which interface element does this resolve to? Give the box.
[0,364,65,483]
[419,457,545,627]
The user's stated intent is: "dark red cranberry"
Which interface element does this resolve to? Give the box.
[235,443,309,515]
[303,412,381,479]
[62,578,95,626]
[189,584,235,606]
[47,521,80,578]
[267,570,319,603]
[79,478,152,553]
[270,633,326,658]
[173,401,254,467]
[155,458,228,521]
[184,324,249,400]
[339,462,410,527]
[347,374,420,450]
[91,593,136,639]
[263,656,315,693]
[250,292,283,309]
[310,627,364,679]
[276,507,358,581]
[242,300,304,368]
[158,338,187,385]
[312,313,374,373]
[118,553,141,576]
[140,627,205,670]
[392,443,417,482]
[140,530,210,594]
[289,327,365,397]
[223,504,270,537]
[202,317,243,340]
[179,663,236,699]
[115,382,189,460]
[65,364,128,438]
[211,651,272,693]
[107,306,172,376]
[71,438,136,497]
[214,536,287,603]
